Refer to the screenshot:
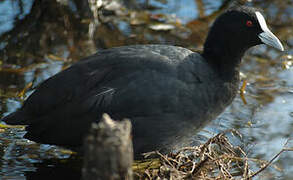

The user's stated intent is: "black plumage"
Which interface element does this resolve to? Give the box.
[2,6,283,156]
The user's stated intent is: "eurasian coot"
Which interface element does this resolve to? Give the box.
[2,6,284,156]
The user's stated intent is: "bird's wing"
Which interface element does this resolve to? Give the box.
[22,65,114,117]
[4,47,179,125]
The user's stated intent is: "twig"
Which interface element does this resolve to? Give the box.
[247,139,293,179]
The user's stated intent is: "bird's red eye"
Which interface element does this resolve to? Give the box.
[246,20,253,27]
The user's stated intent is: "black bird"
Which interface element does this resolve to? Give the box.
[2,6,283,156]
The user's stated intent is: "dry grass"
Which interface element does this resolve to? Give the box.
[133,130,293,180]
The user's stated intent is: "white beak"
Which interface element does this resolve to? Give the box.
[255,11,284,51]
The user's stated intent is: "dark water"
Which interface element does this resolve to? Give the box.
[0,0,292,179]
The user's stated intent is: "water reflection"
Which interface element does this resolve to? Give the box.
[0,0,34,35]
[0,0,292,179]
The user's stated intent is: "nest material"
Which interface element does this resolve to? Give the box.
[134,130,291,180]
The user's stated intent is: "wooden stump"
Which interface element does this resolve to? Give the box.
[82,113,133,180]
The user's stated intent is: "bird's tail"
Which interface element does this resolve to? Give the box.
[1,110,28,125]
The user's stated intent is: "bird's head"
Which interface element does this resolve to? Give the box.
[204,6,284,58]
